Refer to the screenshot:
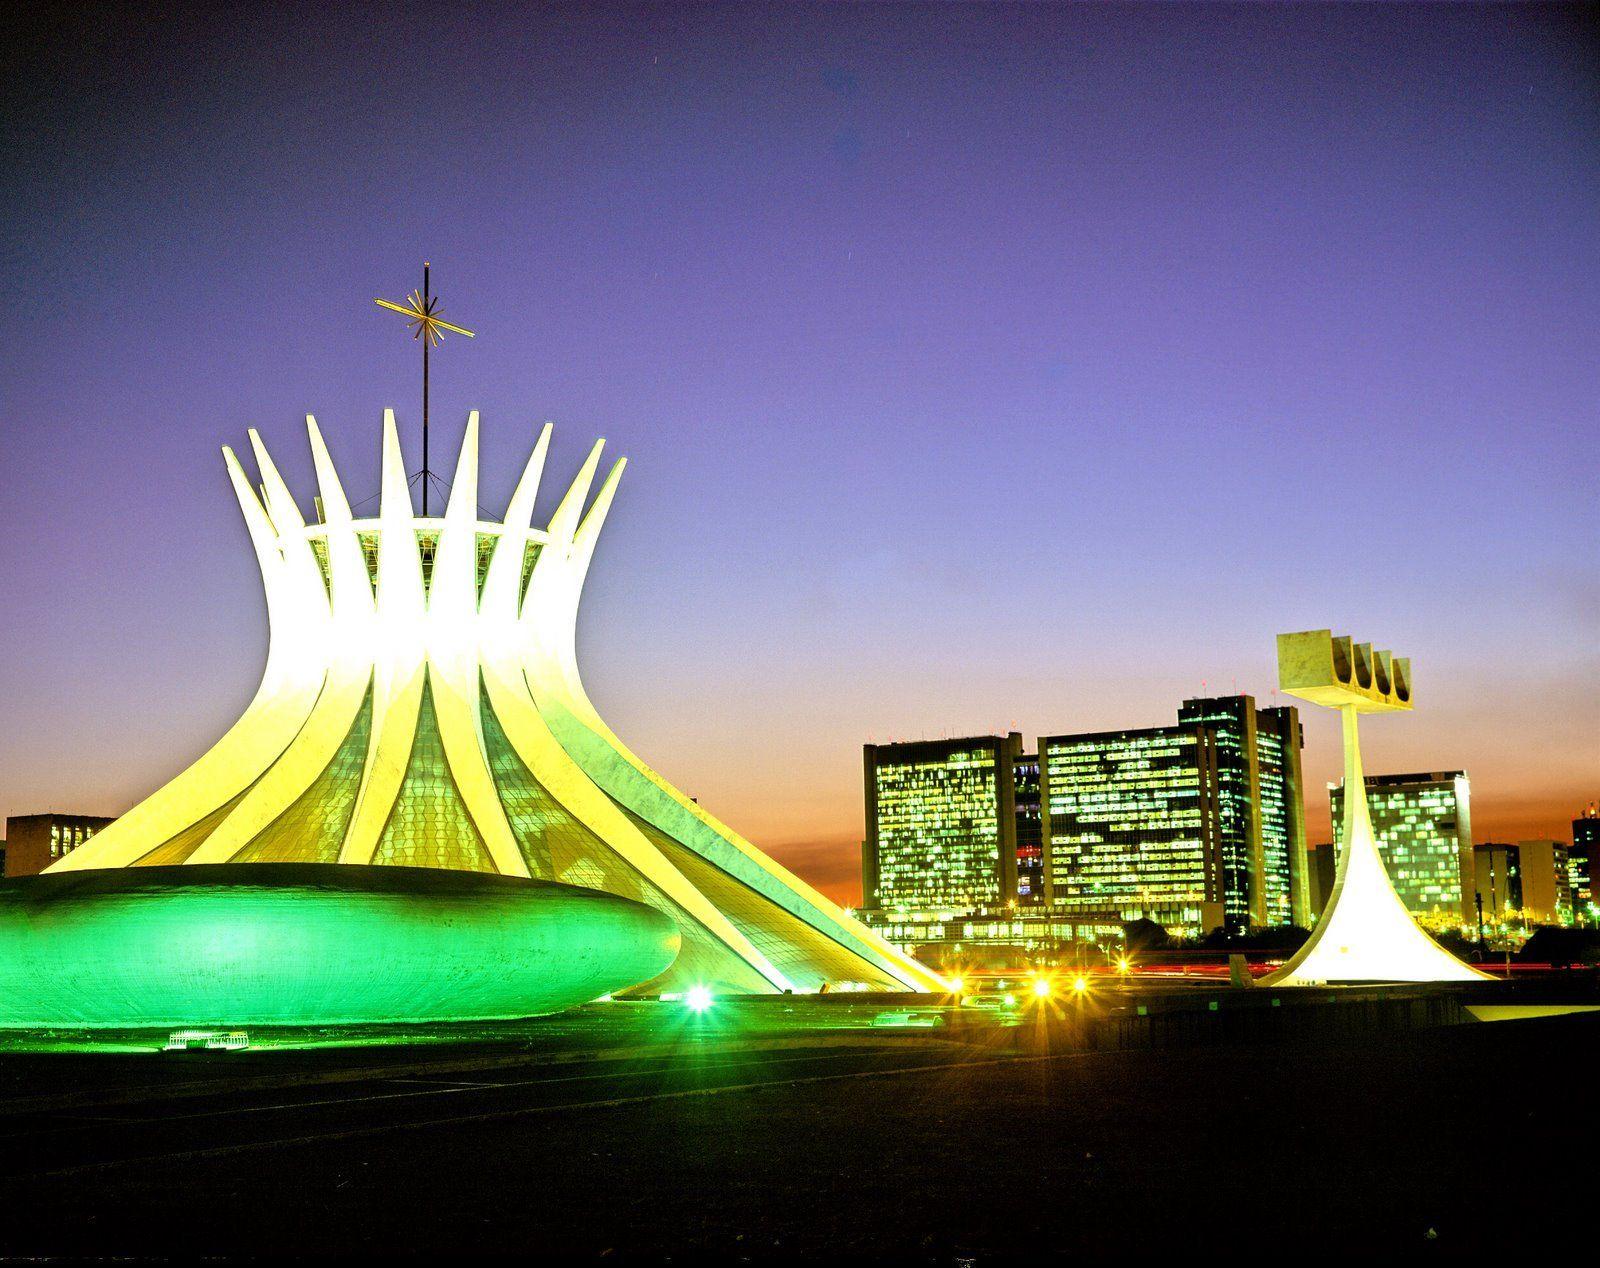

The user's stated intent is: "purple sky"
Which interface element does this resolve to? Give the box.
[4,3,1597,902]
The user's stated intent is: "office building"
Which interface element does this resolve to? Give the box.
[3,814,115,877]
[1013,754,1044,904]
[1474,843,1522,923]
[858,697,1309,947]
[1515,840,1571,924]
[852,904,1133,969]
[1573,804,1598,922]
[1176,697,1309,927]
[1476,841,1570,925]
[1331,771,1474,926]
[1040,723,1224,935]
[1307,842,1336,918]
[862,733,1022,919]
[1040,695,1307,937]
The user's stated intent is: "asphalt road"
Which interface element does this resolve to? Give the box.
[0,1008,1593,1261]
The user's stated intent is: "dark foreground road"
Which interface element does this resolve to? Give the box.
[0,1006,1593,1262]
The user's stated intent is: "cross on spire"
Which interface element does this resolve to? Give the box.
[375,262,475,514]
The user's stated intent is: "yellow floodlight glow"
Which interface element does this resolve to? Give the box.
[1031,977,1053,1000]
[25,409,953,1025]
[1116,956,1132,975]
[1071,975,1090,995]
[948,976,966,996]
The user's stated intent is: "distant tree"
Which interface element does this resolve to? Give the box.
[1122,918,1169,952]
[1249,924,1311,952]
[1199,925,1311,951]
[1516,926,1600,968]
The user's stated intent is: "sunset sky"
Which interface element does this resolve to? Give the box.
[4,3,1596,904]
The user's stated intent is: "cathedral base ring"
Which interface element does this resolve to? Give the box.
[0,864,680,1030]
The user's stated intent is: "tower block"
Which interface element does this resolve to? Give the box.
[1261,630,1489,986]
[49,414,945,997]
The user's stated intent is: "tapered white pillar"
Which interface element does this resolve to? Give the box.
[1263,633,1488,986]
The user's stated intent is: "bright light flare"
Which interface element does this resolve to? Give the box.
[1071,975,1090,995]
[685,985,714,1013]
[1031,977,1053,999]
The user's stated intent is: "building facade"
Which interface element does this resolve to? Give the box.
[1475,841,1570,926]
[3,814,116,877]
[1040,695,1307,936]
[850,905,1135,969]
[1331,771,1474,926]
[859,697,1309,949]
[1307,841,1336,919]
[1013,754,1044,904]
[1175,697,1308,928]
[861,733,1022,919]
[1515,840,1571,924]
[1039,724,1226,936]
[1573,805,1598,923]
[1474,842,1522,925]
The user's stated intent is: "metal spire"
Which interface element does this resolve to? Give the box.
[375,262,475,514]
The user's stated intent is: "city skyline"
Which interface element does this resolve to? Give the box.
[5,4,1596,906]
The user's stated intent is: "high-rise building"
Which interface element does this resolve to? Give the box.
[1255,705,1310,925]
[1039,695,1307,937]
[1013,753,1044,904]
[1515,840,1571,924]
[1307,842,1336,918]
[1039,724,1226,936]
[1475,841,1570,925]
[3,814,115,877]
[1175,697,1309,928]
[1572,804,1599,923]
[1474,842,1522,922]
[858,697,1308,947]
[1331,771,1474,926]
[861,733,1022,919]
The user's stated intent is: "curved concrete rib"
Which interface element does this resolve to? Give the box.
[50,450,324,870]
[339,412,428,864]
[525,455,949,992]
[52,414,939,995]
[430,413,528,877]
